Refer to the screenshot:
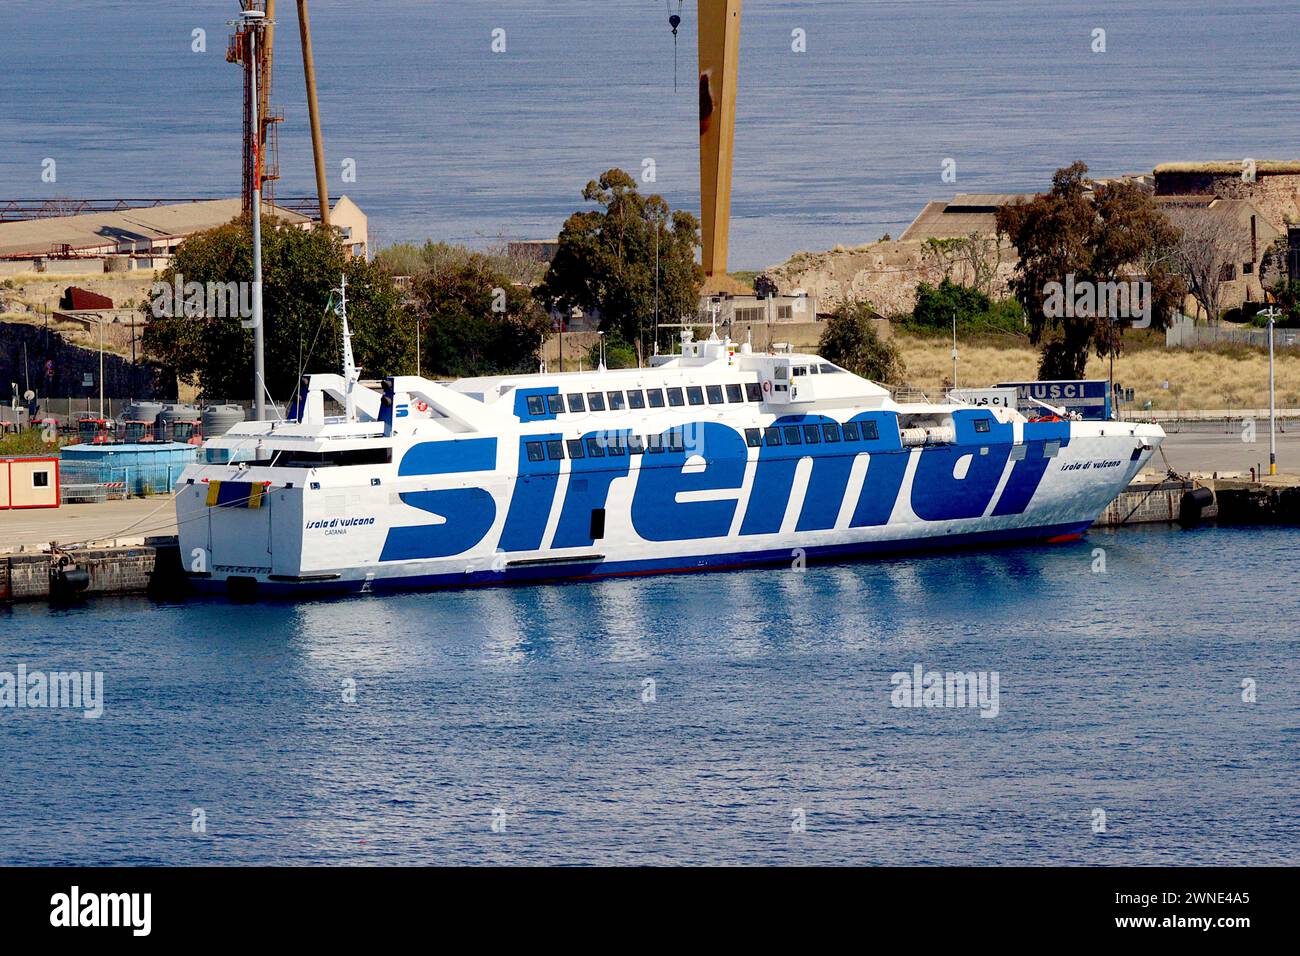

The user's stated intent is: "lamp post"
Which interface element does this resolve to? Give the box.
[1257,306,1281,477]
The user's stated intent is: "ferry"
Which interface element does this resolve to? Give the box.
[176,286,1165,596]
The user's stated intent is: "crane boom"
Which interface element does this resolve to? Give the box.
[698,0,742,279]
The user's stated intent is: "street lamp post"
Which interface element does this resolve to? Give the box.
[1257,306,1281,476]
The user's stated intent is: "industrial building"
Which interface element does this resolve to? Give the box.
[0,196,368,274]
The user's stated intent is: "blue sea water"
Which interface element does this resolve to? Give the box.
[1,524,1297,866]
[2,0,1299,268]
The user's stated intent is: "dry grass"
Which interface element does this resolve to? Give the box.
[894,334,1300,409]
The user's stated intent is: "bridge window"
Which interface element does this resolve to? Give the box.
[546,394,564,415]
[974,418,991,433]
[526,395,545,416]
[647,389,665,408]
[627,389,645,409]
[686,386,705,406]
[706,385,724,404]
[587,392,606,412]
[744,427,762,447]
[525,441,545,462]
[783,425,802,445]
[546,440,565,460]
[607,391,626,410]
[666,387,685,407]
[567,393,585,413]
[726,384,743,402]
[822,423,841,442]
[860,420,880,440]
[274,448,393,467]
[745,383,763,402]
[843,422,860,441]
[764,426,783,446]
[819,364,842,374]
[802,424,821,444]
[566,438,586,459]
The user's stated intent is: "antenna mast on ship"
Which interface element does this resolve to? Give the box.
[336,274,359,422]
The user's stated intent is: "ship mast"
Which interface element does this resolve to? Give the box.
[337,274,359,423]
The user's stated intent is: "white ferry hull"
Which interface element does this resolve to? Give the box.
[177,414,1163,598]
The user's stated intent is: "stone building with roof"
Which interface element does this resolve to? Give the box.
[0,196,368,274]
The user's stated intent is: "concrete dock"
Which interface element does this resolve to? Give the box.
[0,496,179,552]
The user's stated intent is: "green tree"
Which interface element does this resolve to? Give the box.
[585,331,638,371]
[143,215,410,401]
[995,161,1183,379]
[910,279,1024,334]
[536,169,702,354]
[817,299,905,384]
[412,251,552,378]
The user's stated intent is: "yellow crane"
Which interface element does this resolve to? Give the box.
[696,0,743,282]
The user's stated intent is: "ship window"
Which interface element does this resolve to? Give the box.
[775,366,789,380]
[666,387,685,407]
[745,382,762,402]
[274,448,393,467]
[726,383,743,403]
[783,425,802,445]
[822,423,841,442]
[1044,440,1060,458]
[525,441,545,462]
[764,426,783,446]
[567,393,586,413]
[627,435,645,454]
[803,424,821,444]
[646,433,664,454]
[686,386,705,406]
[585,436,606,457]
[587,391,606,411]
[546,440,565,460]
[647,389,665,408]
[706,385,724,404]
[607,434,626,456]
[843,422,860,441]
[627,389,645,409]
[860,420,880,440]
[546,394,564,415]
[607,391,626,410]
[974,418,991,433]
[566,438,586,459]
[526,395,546,416]
[744,427,762,447]
[667,430,685,452]
[820,364,842,374]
